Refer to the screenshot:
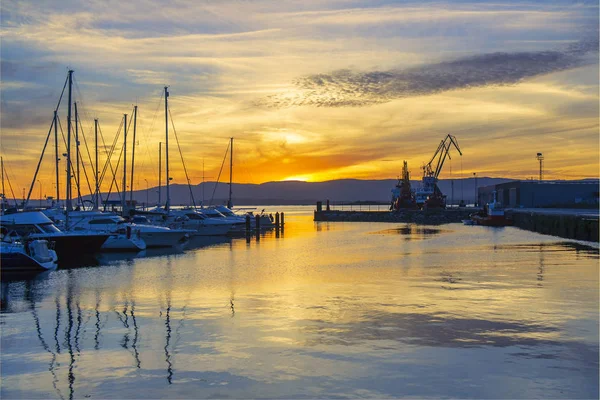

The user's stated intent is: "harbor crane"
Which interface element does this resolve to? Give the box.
[415,134,462,209]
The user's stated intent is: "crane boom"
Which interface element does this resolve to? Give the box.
[423,134,462,179]
[415,134,462,209]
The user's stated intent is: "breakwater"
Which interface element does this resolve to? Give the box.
[314,208,474,225]
[508,210,599,242]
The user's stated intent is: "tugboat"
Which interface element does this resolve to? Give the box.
[391,161,418,210]
[471,191,513,227]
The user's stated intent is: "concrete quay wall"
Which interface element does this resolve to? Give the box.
[313,209,474,225]
[314,208,599,243]
[508,210,599,242]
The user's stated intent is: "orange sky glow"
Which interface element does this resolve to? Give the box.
[0,1,598,198]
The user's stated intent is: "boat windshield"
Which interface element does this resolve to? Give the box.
[38,223,62,233]
[132,216,150,224]
[186,213,206,220]
[205,210,226,218]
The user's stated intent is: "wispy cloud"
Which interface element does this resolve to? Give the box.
[258,37,599,108]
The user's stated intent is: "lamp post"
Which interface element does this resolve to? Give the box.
[37,180,42,208]
[144,179,149,210]
[473,172,477,207]
[536,153,544,182]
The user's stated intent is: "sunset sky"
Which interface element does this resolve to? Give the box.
[1,0,598,198]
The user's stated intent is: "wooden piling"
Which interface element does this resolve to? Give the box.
[280,212,285,231]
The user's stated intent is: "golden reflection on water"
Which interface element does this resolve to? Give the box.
[1,210,598,399]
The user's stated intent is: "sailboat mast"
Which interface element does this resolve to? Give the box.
[66,70,73,223]
[228,137,233,208]
[1,156,4,212]
[158,142,162,206]
[74,102,81,205]
[129,105,137,203]
[94,118,99,210]
[122,113,127,214]
[54,110,60,204]
[164,86,170,212]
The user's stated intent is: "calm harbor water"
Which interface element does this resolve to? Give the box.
[1,206,598,399]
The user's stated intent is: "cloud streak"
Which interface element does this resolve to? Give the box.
[258,37,599,108]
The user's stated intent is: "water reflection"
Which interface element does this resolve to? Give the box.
[373,224,448,240]
[0,210,598,399]
[303,310,563,348]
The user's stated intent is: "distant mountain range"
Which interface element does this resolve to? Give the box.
[88,177,514,206]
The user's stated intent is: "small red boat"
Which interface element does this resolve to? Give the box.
[471,192,513,227]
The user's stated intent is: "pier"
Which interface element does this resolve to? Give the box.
[508,208,599,242]
[314,202,599,242]
[314,207,474,225]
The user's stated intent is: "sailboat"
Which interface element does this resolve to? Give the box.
[138,87,234,236]
[207,138,274,231]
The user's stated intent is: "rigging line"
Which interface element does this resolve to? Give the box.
[75,114,96,198]
[98,118,123,186]
[57,116,86,203]
[73,78,94,133]
[98,121,124,206]
[76,106,97,178]
[209,141,230,206]
[24,75,69,206]
[104,132,125,206]
[76,144,94,201]
[141,91,164,180]
[168,108,196,208]
[3,161,18,206]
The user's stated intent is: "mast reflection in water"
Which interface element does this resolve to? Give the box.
[1,206,598,399]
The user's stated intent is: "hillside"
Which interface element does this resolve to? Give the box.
[89,177,513,206]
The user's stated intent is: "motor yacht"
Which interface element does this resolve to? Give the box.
[0,237,58,272]
[0,211,108,260]
[44,209,146,251]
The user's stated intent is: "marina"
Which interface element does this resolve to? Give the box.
[1,1,599,398]
[1,206,598,399]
